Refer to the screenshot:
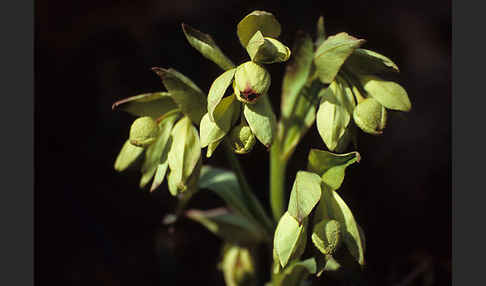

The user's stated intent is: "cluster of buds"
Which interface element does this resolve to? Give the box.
[310,27,411,152]
[200,11,291,156]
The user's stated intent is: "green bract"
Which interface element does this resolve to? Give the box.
[129,116,159,147]
[234,61,271,104]
[237,10,282,48]
[246,31,291,64]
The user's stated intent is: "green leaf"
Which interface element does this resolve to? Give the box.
[114,140,144,172]
[311,219,342,255]
[167,116,201,191]
[353,97,387,135]
[322,185,365,265]
[200,95,240,150]
[237,10,282,47]
[280,80,322,161]
[152,68,207,124]
[359,75,411,111]
[315,16,326,48]
[307,149,360,190]
[220,244,257,286]
[198,166,254,221]
[345,48,399,75]
[182,23,235,71]
[272,258,317,286]
[112,92,178,119]
[314,32,365,84]
[274,212,307,268]
[186,208,265,245]
[208,68,237,122]
[316,81,351,151]
[246,31,290,64]
[244,95,277,147]
[281,32,314,118]
[139,112,179,188]
[287,171,322,224]
[336,76,357,115]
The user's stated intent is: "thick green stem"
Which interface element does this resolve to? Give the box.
[222,140,274,237]
[270,142,287,222]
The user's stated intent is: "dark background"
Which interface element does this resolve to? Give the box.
[36,0,451,285]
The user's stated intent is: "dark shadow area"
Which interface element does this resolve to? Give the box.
[36,0,451,285]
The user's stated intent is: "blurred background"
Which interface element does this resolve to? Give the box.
[36,0,451,285]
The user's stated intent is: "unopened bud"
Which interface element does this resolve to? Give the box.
[234,61,271,104]
[353,97,387,135]
[230,123,256,154]
[129,116,159,147]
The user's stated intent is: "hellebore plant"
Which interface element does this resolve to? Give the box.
[112,10,411,286]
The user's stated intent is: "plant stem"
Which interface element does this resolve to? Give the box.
[270,141,287,222]
[222,140,274,236]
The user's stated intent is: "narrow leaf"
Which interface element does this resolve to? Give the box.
[314,32,365,84]
[208,68,237,121]
[112,92,178,119]
[182,23,235,71]
[244,95,277,147]
[152,68,207,124]
[281,32,314,118]
[198,166,254,221]
[307,149,360,190]
[287,171,322,224]
[186,208,265,245]
[237,10,282,47]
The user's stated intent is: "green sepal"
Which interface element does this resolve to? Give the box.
[359,75,411,111]
[345,48,399,75]
[353,97,387,135]
[314,32,365,84]
[316,81,351,151]
[246,31,290,64]
[200,95,240,154]
[129,116,159,147]
[111,92,177,119]
[186,208,265,246]
[307,149,360,190]
[243,95,277,148]
[167,116,201,191]
[274,212,308,268]
[152,67,207,124]
[208,68,237,121]
[114,140,144,172]
[321,185,365,266]
[139,111,180,188]
[182,23,235,71]
[229,120,257,154]
[237,10,282,48]
[287,171,322,224]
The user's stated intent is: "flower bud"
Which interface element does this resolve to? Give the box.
[234,61,271,104]
[311,219,342,256]
[353,97,387,135]
[229,123,257,154]
[129,116,159,147]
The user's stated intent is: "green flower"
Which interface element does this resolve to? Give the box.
[113,68,204,197]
